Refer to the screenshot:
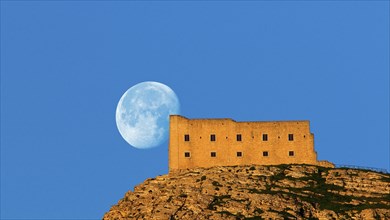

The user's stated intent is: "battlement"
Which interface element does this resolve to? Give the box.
[169,115,330,171]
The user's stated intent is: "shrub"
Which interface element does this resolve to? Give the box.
[212,181,222,186]
[179,193,187,198]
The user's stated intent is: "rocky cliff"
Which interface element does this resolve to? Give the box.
[103,164,390,219]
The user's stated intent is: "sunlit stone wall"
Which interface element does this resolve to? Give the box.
[169,115,325,171]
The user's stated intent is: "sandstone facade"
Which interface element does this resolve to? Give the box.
[169,115,331,171]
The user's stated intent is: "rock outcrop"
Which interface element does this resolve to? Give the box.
[103,164,390,219]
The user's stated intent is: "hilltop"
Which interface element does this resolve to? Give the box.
[103,164,390,219]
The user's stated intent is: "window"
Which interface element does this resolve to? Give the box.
[184,152,190,157]
[184,134,190,142]
[211,152,216,157]
[263,134,268,141]
[237,134,242,141]
[210,134,216,142]
[289,151,294,156]
[237,152,242,157]
[288,134,294,141]
[263,151,269,157]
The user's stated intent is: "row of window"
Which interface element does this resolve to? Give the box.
[184,134,295,142]
[183,151,295,158]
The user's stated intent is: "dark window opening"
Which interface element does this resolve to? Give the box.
[237,152,242,157]
[263,134,268,141]
[237,134,242,141]
[184,134,190,142]
[263,151,269,157]
[210,134,216,142]
[211,152,216,157]
[289,151,294,156]
[288,134,294,141]
[184,152,190,157]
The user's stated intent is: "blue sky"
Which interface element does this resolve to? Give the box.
[1,1,389,219]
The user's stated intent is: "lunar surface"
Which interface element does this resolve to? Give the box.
[116,81,180,149]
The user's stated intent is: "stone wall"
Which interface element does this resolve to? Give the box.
[169,115,322,171]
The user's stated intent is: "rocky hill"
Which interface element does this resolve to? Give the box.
[103,164,390,219]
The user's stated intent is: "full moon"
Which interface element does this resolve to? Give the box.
[116,81,180,149]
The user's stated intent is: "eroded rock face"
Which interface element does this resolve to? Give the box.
[103,165,390,220]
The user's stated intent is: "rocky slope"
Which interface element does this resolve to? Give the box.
[103,164,390,219]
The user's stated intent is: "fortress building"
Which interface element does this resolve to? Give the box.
[169,115,333,171]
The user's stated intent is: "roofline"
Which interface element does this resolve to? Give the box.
[169,115,310,123]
